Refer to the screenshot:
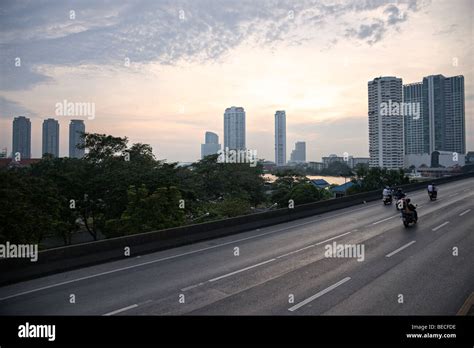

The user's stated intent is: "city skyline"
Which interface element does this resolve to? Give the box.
[0,0,473,162]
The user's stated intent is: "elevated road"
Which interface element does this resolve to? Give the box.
[1,177,473,315]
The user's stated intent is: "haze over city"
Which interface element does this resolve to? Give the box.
[0,0,473,162]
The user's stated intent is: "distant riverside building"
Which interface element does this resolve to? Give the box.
[69,119,85,158]
[201,131,221,159]
[404,75,465,155]
[12,116,31,159]
[368,76,404,169]
[290,141,306,163]
[42,118,60,157]
[274,111,286,166]
[322,154,345,168]
[224,106,246,150]
[348,157,370,169]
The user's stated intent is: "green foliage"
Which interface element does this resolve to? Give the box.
[271,172,330,207]
[104,185,185,237]
[0,169,63,244]
[1,133,270,246]
[347,167,410,194]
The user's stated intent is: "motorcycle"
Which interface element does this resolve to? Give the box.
[395,195,405,210]
[383,195,393,205]
[428,190,437,201]
[401,211,417,228]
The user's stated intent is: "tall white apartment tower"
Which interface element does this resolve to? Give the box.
[224,107,246,150]
[274,110,286,166]
[368,76,404,169]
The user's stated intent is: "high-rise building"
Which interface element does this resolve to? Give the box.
[12,116,31,159]
[368,76,404,169]
[403,82,424,154]
[201,131,221,159]
[274,110,286,166]
[404,75,465,155]
[290,141,306,163]
[42,118,60,157]
[224,107,246,150]
[69,119,85,158]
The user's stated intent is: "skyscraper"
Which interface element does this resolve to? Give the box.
[201,131,221,159]
[404,75,465,155]
[290,141,306,163]
[274,110,286,166]
[42,118,60,157]
[69,119,85,158]
[403,82,424,154]
[12,116,31,159]
[224,107,246,150]
[368,76,404,169]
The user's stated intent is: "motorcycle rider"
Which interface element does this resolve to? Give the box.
[394,187,405,200]
[427,182,437,193]
[402,198,418,221]
[383,186,392,198]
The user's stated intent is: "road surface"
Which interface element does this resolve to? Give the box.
[1,177,473,315]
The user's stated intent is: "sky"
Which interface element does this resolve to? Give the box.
[0,0,473,162]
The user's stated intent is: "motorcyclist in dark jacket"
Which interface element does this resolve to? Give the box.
[403,198,418,221]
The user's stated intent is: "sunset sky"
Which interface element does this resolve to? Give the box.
[0,0,473,162]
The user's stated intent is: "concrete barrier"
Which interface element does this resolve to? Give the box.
[1,172,472,285]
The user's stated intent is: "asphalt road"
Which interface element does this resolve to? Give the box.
[1,177,473,315]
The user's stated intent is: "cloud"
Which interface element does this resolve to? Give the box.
[344,2,415,44]
[0,95,37,118]
[0,0,423,90]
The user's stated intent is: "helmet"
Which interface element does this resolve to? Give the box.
[406,198,411,203]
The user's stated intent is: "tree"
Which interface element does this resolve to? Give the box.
[104,185,185,237]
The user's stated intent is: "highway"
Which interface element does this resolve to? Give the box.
[0,177,473,315]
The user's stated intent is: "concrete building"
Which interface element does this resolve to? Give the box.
[69,119,85,158]
[368,76,404,169]
[404,151,465,169]
[322,154,345,168]
[12,116,31,159]
[348,156,370,169]
[404,75,465,155]
[224,106,246,150]
[289,141,306,163]
[274,110,286,166]
[42,118,60,157]
[201,131,221,159]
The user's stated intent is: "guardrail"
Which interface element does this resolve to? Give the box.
[1,171,472,286]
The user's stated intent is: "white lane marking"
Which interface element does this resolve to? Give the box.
[180,282,205,292]
[103,304,138,316]
[183,230,354,290]
[208,259,276,282]
[449,193,458,197]
[432,221,450,232]
[459,209,471,216]
[372,215,397,225]
[315,231,353,245]
[385,241,416,258]
[276,245,316,259]
[288,277,351,312]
